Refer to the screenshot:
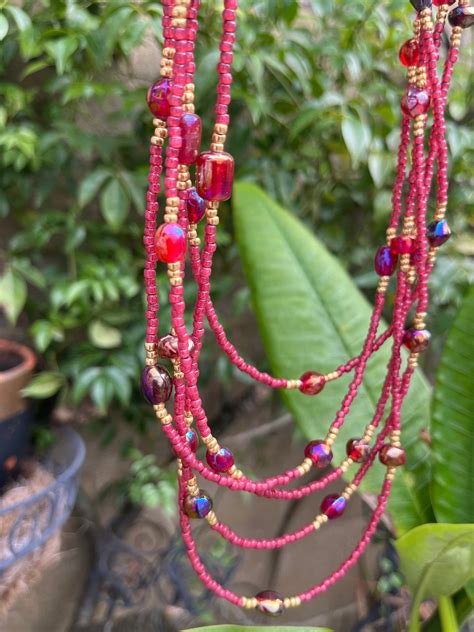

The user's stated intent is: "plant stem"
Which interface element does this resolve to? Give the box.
[438,596,458,632]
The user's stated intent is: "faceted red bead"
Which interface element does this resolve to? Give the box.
[183,491,213,519]
[320,494,346,520]
[399,39,420,67]
[374,246,398,276]
[179,113,202,165]
[155,223,186,263]
[346,438,370,463]
[448,6,474,28]
[206,447,234,473]
[157,334,195,359]
[390,235,415,255]
[147,78,172,119]
[186,187,207,223]
[403,328,431,352]
[196,151,234,201]
[427,219,451,246]
[299,371,326,395]
[255,591,284,617]
[304,440,333,468]
[401,86,431,118]
[379,445,406,467]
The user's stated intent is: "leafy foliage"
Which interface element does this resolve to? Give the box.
[184,628,332,632]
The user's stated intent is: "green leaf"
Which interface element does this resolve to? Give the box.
[0,14,9,40]
[72,367,100,404]
[31,319,64,352]
[100,178,129,230]
[431,286,474,524]
[184,628,332,632]
[5,6,32,32]
[21,372,64,399]
[0,268,27,325]
[44,37,79,75]
[341,114,371,167]
[396,523,473,599]
[91,372,115,414]
[88,320,122,349]
[78,168,111,208]
[233,182,431,534]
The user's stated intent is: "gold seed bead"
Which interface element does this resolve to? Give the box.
[169,277,182,287]
[183,103,195,114]
[407,267,416,285]
[153,118,167,128]
[154,127,167,139]
[183,91,194,103]
[283,598,291,608]
[162,47,175,59]
[428,247,437,266]
[207,201,219,210]
[205,208,218,218]
[408,352,420,369]
[286,379,301,389]
[185,83,195,92]
[177,181,188,191]
[400,253,410,273]
[208,217,219,226]
[386,467,397,481]
[232,467,243,479]
[145,357,156,366]
[210,142,224,152]
[413,312,427,329]
[144,342,155,352]
[151,136,164,146]
[339,458,352,473]
[168,262,181,272]
[243,597,257,609]
[178,164,188,173]
[402,217,415,233]
[188,230,198,241]
[377,277,389,294]
[160,68,172,78]
[189,238,201,247]
[434,202,447,220]
[212,133,226,144]
[164,213,178,223]
[202,435,219,451]
[167,197,180,207]
[407,67,417,82]
[163,413,174,424]
[205,511,217,526]
[325,371,339,381]
[172,5,187,17]
[214,123,228,135]
[171,17,187,27]
[367,424,376,434]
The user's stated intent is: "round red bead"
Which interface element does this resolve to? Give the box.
[299,371,326,395]
[206,447,234,473]
[304,440,333,468]
[374,245,398,276]
[401,86,430,118]
[403,328,431,352]
[155,223,186,263]
[379,445,406,467]
[320,494,346,520]
[186,187,207,223]
[146,78,171,119]
[255,591,284,617]
[399,39,420,67]
[390,235,415,255]
[346,438,370,463]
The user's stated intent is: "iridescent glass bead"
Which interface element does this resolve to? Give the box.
[374,245,398,276]
[448,6,474,28]
[183,491,213,519]
[141,365,172,404]
[304,440,333,468]
[206,447,234,473]
[187,187,207,223]
[403,328,431,352]
[196,151,234,201]
[346,438,370,463]
[255,590,284,616]
[401,86,431,118]
[379,445,406,467]
[147,78,172,119]
[399,39,420,67]
[155,223,186,263]
[320,494,346,519]
[427,219,451,246]
[157,334,195,359]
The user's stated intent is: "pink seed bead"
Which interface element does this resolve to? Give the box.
[179,113,202,165]
[155,223,187,263]
[147,78,172,119]
[299,371,326,395]
[196,151,234,201]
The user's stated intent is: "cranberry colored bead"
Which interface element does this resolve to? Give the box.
[427,219,451,246]
[206,447,234,473]
[187,187,207,223]
[196,151,234,201]
[141,365,172,404]
[399,39,420,67]
[401,86,431,118]
[146,78,171,119]
[304,440,333,468]
[403,328,431,352]
[433,0,455,4]
[155,223,186,263]
[299,371,326,395]
[448,6,474,28]
[346,438,370,463]
[410,0,432,10]
[185,429,198,453]
[255,591,284,616]
[320,494,347,520]
[183,491,213,519]
[390,235,415,255]
[179,113,202,165]
[157,333,195,359]
[374,246,398,276]
[379,445,406,467]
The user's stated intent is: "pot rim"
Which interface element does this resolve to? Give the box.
[0,339,36,384]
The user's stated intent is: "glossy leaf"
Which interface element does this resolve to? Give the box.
[185,627,331,632]
[0,268,27,324]
[341,113,371,167]
[0,14,9,40]
[78,168,111,208]
[100,178,129,230]
[21,371,64,399]
[431,286,474,524]
[88,320,122,349]
[233,182,431,533]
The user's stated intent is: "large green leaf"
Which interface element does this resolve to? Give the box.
[431,286,474,524]
[233,182,431,533]
[185,627,331,632]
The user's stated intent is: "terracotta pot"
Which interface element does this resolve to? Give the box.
[0,339,36,422]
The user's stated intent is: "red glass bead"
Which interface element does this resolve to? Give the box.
[196,151,234,201]
[255,591,284,617]
[390,235,415,255]
[157,334,195,359]
[433,0,455,4]
[183,491,213,519]
[299,371,326,395]
[304,440,333,468]
[206,447,234,473]
[179,113,202,165]
[379,445,406,467]
[448,6,474,28]
[427,219,451,246]
[401,86,431,118]
[374,245,398,276]
[399,39,420,67]
[155,223,186,263]
[403,328,431,352]
[186,187,207,223]
[346,438,370,463]
[147,78,171,119]
[141,365,172,404]
[320,494,346,520]
[185,429,198,453]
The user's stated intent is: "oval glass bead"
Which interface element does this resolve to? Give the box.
[185,429,199,453]
[403,328,431,352]
[206,447,234,473]
[320,494,346,520]
[346,438,370,463]
[155,223,187,263]
[401,86,431,118]
[196,151,234,201]
[448,6,474,28]
[299,371,326,395]
[187,187,207,223]
[374,245,398,276]
[427,219,451,246]
[183,491,213,519]
[390,235,415,255]
[179,113,202,165]
[157,334,195,359]
[147,78,172,119]
[379,445,406,467]
[255,590,284,617]
[304,440,333,468]
[141,365,172,404]
[399,39,420,67]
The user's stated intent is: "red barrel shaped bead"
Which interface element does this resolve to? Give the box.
[179,113,202,165]
[196,151,234,201]
[379,445,406,467]
[155,223,186,263]
[390,235,416,255]
[374,246,398,276]
[147,78,172,119]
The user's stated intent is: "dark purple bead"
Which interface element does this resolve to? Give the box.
[183,491,213,519]
[206,447,234,473]
[403,328,431,352]
[141,365,172,404]
[410,0,432,10]
[427,219,451,246]
[304,440,333,468]
[255,591,284,616]
[320,494,346,519]
[186,187,207,223]
[448,6,474,28]
[374,246,398,276]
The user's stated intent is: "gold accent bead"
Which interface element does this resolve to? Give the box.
[206,511,217,526]
[205,208,218,218]
[428,247,437,266]
[214,123,228,135]
[163,47,175,59]
[164,213,178,223]
[210,142,224,152]
[144,342,155,351]
[413,312,427,329]
[172,5,187,17]
[400,253,410,273]
[212,133,227,144]
[208,217,219,226]
[151,136,164,146]
[169,277,182,287]
[171,17,187,27]
[408,352,420,369]
[189,238,201,247]
[145,357,156,366]
[377,277,389,294]
[153,118,167,128]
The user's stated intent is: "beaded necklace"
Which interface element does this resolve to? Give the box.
[141,0,471,616]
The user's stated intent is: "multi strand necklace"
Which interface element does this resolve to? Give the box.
[140,0,471,616]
